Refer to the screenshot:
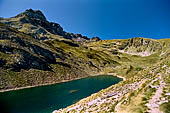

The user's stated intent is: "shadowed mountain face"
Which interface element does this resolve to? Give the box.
[0,22,113,89]
[0,10,113,90]
[0,9,170,92]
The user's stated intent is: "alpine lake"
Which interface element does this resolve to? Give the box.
[0,75,122,113]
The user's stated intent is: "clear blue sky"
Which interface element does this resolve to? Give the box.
[0,0,170,39]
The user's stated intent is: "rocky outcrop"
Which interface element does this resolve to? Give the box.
[117,37,162,56]
[16,9,47,21]
[0,23,58,71]
[90,36,101,42]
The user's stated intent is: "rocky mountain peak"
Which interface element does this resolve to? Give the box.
[90,36,101,42]
[1,9,102,42]
[16,9,46,21]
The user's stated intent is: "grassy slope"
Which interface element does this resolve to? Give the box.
[54,39,170,113]
[85,38,164,78]
[0,22,119,90]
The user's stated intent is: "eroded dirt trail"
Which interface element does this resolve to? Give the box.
[146,75,165,113]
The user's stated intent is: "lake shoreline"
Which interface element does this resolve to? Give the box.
[106,73,126,81]
[0,72,125,93]
[0,76,88,93]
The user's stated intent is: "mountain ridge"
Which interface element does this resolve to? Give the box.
[0,9,100,42]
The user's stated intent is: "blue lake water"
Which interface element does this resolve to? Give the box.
[0,75,122,113]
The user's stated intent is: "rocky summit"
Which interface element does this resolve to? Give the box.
[0,9,170,113]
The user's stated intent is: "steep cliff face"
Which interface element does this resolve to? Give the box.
[118,37,162,56]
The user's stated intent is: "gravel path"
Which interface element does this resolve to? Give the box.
[146,75,165,113]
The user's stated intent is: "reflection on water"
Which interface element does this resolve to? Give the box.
[69,89,79,94]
